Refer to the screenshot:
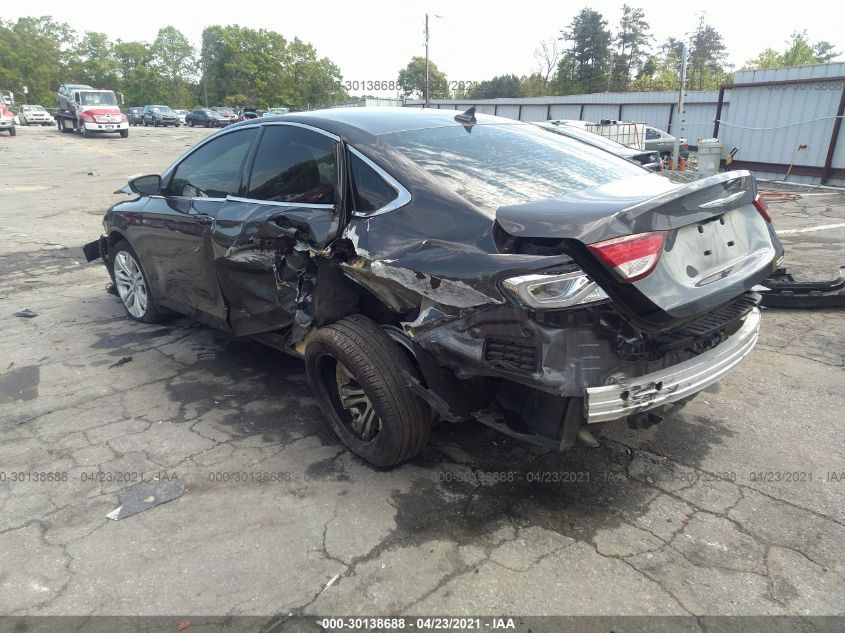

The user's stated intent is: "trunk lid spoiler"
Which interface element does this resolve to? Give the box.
[496,170,755,244]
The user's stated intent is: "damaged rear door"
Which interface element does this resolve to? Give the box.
[211,122,342,337]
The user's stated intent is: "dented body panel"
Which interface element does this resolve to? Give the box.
[88,108,784,449]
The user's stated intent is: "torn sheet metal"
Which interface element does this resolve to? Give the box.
[105,479,185,520]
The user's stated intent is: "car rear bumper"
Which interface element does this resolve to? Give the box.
[585,307,761,423]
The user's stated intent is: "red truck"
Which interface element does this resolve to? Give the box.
[55,84,128,138]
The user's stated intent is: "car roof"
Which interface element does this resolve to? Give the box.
[238,107,528,141]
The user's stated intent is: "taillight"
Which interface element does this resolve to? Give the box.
[588,231,667,282]
[752,194,772,223]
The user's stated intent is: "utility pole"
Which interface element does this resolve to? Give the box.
[424,13,430,107]
[672,43,688,170]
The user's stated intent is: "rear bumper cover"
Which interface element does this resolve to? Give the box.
[585,307,761,423]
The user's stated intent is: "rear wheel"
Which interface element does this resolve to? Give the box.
[305,315,431,467]
[109,240,165,323]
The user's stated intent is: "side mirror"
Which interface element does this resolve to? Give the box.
[128,174,162,196]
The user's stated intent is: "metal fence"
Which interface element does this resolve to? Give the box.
[406,61,845,187]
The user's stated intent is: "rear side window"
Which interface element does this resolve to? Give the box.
[169,128,257,198]
[381,123,645,211]
[248,126,337,204]
[349,152,398,215]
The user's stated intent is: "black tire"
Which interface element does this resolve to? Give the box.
[9,127,16,137]
[109,240,165,324]
[81,124,89,138]
[119,129,129,138]
[143,119,148,127]
[305,315,431,467]
[187,120,193,127]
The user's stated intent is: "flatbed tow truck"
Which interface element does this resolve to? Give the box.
[55,84,128,138]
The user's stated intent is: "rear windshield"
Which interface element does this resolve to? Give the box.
[381,123,645,210]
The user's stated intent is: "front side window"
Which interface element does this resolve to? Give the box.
[169,129,258,198]
[247,125,337,204]
[646,128,661,140]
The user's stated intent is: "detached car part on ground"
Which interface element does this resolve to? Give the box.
[760,266,845,308]
[84,108,783,467]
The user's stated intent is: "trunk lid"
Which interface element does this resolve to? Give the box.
[496,170,782,322]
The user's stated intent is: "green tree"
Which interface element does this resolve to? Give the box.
[687,16,730,90]
[151,27,196,107]
[609,4,652,91]
[744,31,840,69]
[0,16,76,105]
[397,56,449,99]
[468,74,524,99]
[557,8,612,94]
[199,25,345,109]
[70,31,121,89]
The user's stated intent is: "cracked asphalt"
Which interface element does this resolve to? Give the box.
[1,125,844,619]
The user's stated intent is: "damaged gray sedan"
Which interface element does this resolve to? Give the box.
[84,108,783,466]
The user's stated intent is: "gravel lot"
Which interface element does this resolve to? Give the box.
[1,124,844,621]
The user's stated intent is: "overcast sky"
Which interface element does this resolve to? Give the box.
[7,0,845,94]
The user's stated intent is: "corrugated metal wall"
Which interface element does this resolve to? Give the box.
[407,91,724,142]
[405,62,845,186]
[722,63,845,186]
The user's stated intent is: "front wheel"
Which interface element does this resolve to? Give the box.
[119,129,129,138]
[305,315,431,467]
[187,120,193,127]
[109,240,165,323]
[9,127,16,137]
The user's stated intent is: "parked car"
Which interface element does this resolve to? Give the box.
[185,109,226,127]
[538,120,662,171]
[211,106,238,125]
[645,125,688,157]
[0,102,15,135]
[17,104,55,126]
[174,109,189,125]
[241,108,261,120]
[126,107,144,126]
[142,105,179,127]
[84,108,783,467]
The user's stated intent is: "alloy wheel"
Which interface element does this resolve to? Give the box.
[113,251,149,318]
[335,362,381,442]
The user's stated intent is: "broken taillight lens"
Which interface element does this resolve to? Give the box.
[588,231,667,282]
[752,194,772,223]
